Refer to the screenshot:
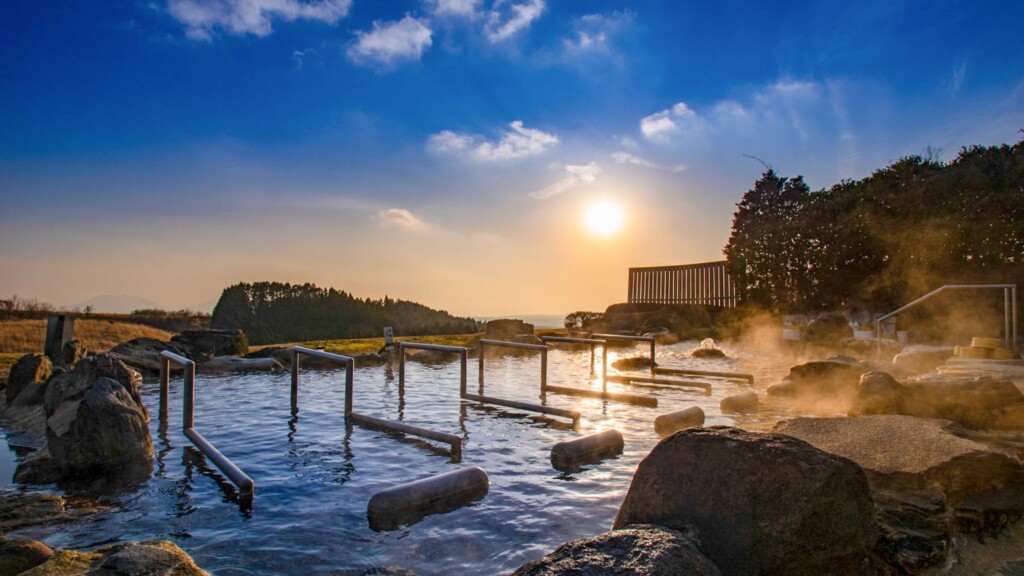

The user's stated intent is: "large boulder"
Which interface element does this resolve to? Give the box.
[171,329,248,361]
[6,354,52,404]
[613,427,877,576]
[892,345,955,373]
[512,525,721,576]
[18,540,209,576]
[485,318,535,340]
[16,354,152,487]
[108,337,185,374]
[773,416,1023,506]
[802,313,853,344]
[848,372,903,416]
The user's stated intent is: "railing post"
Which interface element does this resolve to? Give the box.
[183,361,195,429]
[478,343,485,394]
[590,343,595,373]
[159,356,170,420]
[345,359,354,416]
[398,344,406,398]
[540,348,547,392]
[1014,286,1019,357]
[601,343,607,391]
[460,350,467,398]
[650,340,656,374]
[290,349,299,412]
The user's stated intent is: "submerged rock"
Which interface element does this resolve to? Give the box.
[197,356,283,373]
[19,540,209,576]
[171,329,248,361]
[611,356,655,371]
[613,426,877,576]
[512,525,721,576]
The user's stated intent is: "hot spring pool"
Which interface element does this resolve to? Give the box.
[3,340,806,575]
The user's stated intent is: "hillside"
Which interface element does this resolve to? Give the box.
[211,281,483,345]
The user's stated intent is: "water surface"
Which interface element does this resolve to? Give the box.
[4,340,805,574]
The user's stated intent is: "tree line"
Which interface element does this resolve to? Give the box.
[211,281,483,345]
[724,139,1023,313]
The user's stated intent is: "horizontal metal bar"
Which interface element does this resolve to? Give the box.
[655,367,754,383]
[462,393,580,425]
[479,339,548,351]
[877,284,1017,324]
[160,350,193,367]
[291,346,354,365]
[349,412,462,455]
[543,384,657,407]
[605,375,711,394]
[399,342,467,354]
[184,427,254,495]
[591,334,655,343]
[541,336,607,345]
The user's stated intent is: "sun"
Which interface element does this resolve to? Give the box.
[584,200,624,237]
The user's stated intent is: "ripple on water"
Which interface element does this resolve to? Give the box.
[2,340,803,575]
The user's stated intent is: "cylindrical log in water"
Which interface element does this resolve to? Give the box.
[550,429,624,471]
[367,466,489,532]
[721,391,759,414]
[767,381,797,397]
[654,406,705,436]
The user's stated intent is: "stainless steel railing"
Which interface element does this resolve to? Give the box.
[160,350,254,496]
[396,342,469,459]
[476,339,579,427]
[875,284,1018,358]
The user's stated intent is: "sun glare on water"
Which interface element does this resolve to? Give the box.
[584,200,624,237]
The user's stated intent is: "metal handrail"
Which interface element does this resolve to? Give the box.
[159,350,254,496]
[476,339,579,428]
[875,284,1018,357]
[290,346,463,460]
[395,342,468,459]
[591,334,656,374]
[540,336,608,380]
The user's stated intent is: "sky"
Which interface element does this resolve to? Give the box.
[1,1,1022,316]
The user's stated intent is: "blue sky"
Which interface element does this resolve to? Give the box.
[2,0,1022,315]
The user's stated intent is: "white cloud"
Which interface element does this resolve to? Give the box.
[348,15,433,67]
[640,102,700,142]
[530,162,600,199]
[948,59,967,94]
[611,152,686,173]
[428,120,558,161]
[166,0,351,40]
[562,11,633,53]
[429,0,482,17]
[484,0,545,43]
[377,208,427,230]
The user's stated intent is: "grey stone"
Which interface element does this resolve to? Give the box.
[613,427,877,576]
[6,354,51,404]
[512,525,721,576]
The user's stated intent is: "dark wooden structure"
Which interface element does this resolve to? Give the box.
[627,261,738,307]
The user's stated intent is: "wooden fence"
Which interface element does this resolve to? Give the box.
[628,261,738,307]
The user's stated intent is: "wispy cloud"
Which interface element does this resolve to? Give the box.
[377,208,427,230]
[428,0,482,18]
[562,11,633,54]
[166,0,351,40]
[611,152,686,173]
[348,15,433,67]
[484,0,545,43]
[948,58,968,95]
[530,162,601,199]
[428,120,558,161]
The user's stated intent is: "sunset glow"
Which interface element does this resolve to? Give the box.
[584,201,624,237]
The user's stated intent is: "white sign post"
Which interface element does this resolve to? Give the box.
[383,327,394,348]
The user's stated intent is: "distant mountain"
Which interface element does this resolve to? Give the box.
[73,294,164,314]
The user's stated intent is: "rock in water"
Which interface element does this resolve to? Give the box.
[512,525,721,576]
[892,345,955,373]
[17,354,152,486]
[0,536,53,575]
[20,540,209,576]
[613,427,877,576]
[6,354,52,404]
[108,337,186,374]
[611,356,655,371]
[802,312,853,344]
